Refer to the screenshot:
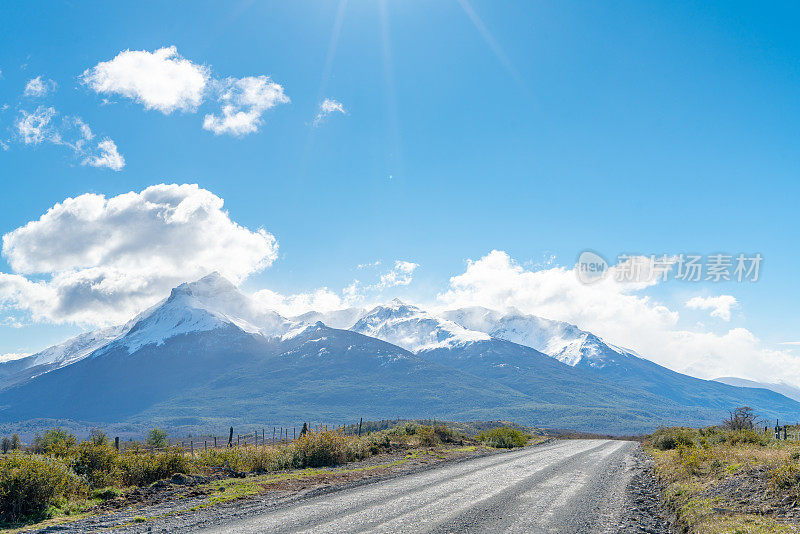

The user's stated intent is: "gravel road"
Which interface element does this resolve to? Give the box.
[200,439,640,533]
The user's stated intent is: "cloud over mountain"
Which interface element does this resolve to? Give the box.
[0,184,277,325]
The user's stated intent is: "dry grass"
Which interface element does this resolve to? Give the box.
[646,427,800,533]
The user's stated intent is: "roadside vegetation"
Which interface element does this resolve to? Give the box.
[0,422,538,529]
[645,408,800,533]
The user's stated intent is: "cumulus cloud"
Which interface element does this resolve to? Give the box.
[23,76,57,98]
[0,184,277,325]
[203,76,289,136]
[686,295,738,321]
[82,46,289,137]
[14,107,124,170]
[313,98,346,126]
[83,138,125,171]
[81,46,209,114]
[437,250,799,384]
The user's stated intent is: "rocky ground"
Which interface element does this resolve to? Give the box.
[619,447,673,534]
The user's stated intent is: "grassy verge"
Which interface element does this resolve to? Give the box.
[0,423,534,532]
[645,426,800,533]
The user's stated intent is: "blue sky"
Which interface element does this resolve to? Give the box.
[0,1,798,382]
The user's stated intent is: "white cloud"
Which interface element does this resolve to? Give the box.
[313,98,346,126]
[23,76,57,98]
[14,107,124,170]
[203,76,289,136]
[686,295,738,321]
[373,260,418,289]
[83,138,125,171]
[16,106,56,144]
[0,352,30,363]
[437,250,800,384]
[0,184,277,325]
[252,287,347,317]
[81,46,209,114]
[357,260,381,269]
[251,259,418,317]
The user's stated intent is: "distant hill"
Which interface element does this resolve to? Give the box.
[714,377,800,404]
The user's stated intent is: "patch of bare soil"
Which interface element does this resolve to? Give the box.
[702,466,800,521]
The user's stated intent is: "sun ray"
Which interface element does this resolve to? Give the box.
[456,0,525,87]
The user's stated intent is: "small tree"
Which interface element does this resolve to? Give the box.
[724,406,758,430]
[1,437,10,453]
[146,428,168,448]
[10,434,20,451]
[90,428,109,446]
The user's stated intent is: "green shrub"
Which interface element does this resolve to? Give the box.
[31,429,77,457]
[117,448,190,486]
[73,442,119,488]
[291,430,348,468]
[769,463,800,491]
[477,427,530,448]
[722,429,769,446]
[0,453,86,522]
[650,427,699,450]
[433,425,459,444]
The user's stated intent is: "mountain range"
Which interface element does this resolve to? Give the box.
[1,272,797,435]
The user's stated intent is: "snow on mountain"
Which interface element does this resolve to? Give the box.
[441,306,632,368]
[112,272,294,353]
[31,324,130,367]
[292,307,366,330]
[351,299,490,353]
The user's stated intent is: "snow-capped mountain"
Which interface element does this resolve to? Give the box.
[0,272,296,382]
[442,307,635,369]
[112,272,293,354]
[351,300,490,352]
[3,273,800,435]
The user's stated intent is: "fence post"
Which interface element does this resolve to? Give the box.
[358,417,363,437]
[191,441,194,457]
[228,427,234,448]
[214,436,217,448]
[114,436,119,451]
[273,427,276,443]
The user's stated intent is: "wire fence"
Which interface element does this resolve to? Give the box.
[117,422,357,456]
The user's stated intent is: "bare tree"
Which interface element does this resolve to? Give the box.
[724,406,758,430]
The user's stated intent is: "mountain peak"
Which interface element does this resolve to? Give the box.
[352,302,490,352]
[170,272,238,300]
